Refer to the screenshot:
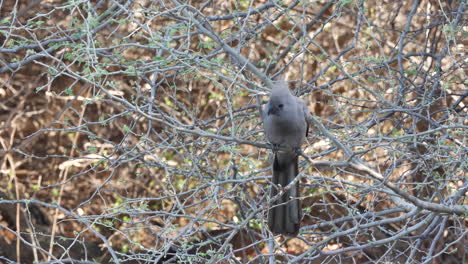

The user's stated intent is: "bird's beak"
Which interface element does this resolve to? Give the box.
[268,106,278,116]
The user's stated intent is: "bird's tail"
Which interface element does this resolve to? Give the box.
[268,152,301,235]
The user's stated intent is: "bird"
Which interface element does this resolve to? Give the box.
[261,80,310,235]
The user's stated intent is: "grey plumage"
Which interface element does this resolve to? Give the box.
[262,80,310,235]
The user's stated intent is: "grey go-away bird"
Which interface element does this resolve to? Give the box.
[262,80,310,235]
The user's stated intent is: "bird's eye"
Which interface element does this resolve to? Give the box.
[278,104,284,108]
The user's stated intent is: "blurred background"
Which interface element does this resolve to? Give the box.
[0,0,466,263]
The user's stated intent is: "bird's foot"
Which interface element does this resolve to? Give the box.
[294,148,303,156]
[271,143,280,153]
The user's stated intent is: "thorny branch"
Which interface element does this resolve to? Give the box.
[0,0,466,263]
